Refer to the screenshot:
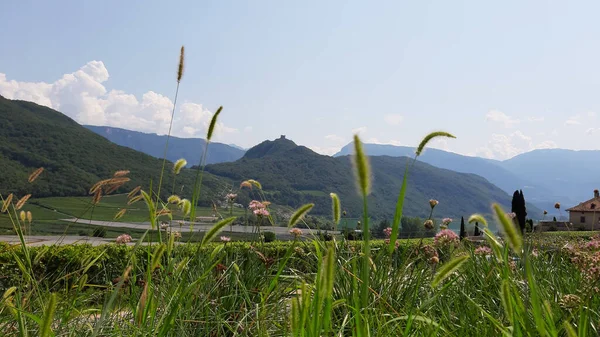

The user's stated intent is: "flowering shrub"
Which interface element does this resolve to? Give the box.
[254,208,270,216]
[289,228,303,237]
[115,234,132,244]
[434,229,459,248]
[474,246,492,256]
[383,227,392,238]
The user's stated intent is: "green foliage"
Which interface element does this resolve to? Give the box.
[263,231,276,242]
[0,97,228,205]
[511,189,528,233]
[205,138,514,220]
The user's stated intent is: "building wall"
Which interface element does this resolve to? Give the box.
[569,211,600,228]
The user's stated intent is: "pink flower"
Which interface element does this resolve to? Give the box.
[289,228,303,237]
[429,199,439,208]
[116,234,132,244]
[474,246,492,256]
[254,208,270,217]
[249,200,265,210]
[383,227,392,238]
[442,218,452,226]
[434,229,459,247]
[220,236,231,243]
[506,212,516,220]
[226,193,237,201]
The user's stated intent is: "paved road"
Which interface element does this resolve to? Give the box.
[61,218,301,235]
[0,220,316,246]
[0,235,121,246]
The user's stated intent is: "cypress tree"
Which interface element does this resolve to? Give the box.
[511,189,528,234]
[518,190,527,233]
[459,216,466,240]
[474,222,480,236]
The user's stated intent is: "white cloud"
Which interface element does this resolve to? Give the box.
[526,116,545,122]
[586,128,600,135]
[383,113,403,126]
[366,138,402,146]
[534,140,557,149]
[351,126,367,135]
[485,110,520,128]
[309,146,340,156]
[325,134,346,144]
[0,61,237,141]
[587,111,597,117]
[565,115,581,125]
[475,130,556,160]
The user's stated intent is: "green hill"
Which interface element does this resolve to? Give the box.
[0,96,228,205]
[206,137,522,220]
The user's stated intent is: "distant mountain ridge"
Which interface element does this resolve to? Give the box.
[335,143,600,215]
[85,125,245,166]
[206,137,535,220]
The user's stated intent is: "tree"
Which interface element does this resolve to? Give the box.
[459,216,466,240]
[474,222,480,236]
[511,189,528,233]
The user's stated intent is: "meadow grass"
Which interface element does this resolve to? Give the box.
[1,48,599,337]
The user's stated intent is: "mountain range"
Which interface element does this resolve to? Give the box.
[2,95,591,222]
[84,120,599,215]
[335,143,600,214]
[205,136,535,220]
[85,125,245,166]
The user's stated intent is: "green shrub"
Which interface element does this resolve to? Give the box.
[263,231,276,242]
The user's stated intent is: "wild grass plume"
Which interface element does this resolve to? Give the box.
[15,194,31,210]
[27,167,44,183]
[415,131,456,156]
[329,192,341,226]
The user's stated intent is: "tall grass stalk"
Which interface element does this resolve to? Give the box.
[388,131,455,253]
[156,46,185,205]
[189,106,223,225]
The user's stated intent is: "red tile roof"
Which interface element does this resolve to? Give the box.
[566,197,600,212]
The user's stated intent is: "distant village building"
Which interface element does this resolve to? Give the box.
[538,189,600,231]
[565,189,600,230]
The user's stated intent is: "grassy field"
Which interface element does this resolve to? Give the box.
[0,194,248,236]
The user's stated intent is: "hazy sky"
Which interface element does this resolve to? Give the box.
[2,1,600,159]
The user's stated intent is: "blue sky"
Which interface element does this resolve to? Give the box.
[2,1,600,159]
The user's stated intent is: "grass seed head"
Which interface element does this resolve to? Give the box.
[92,189,103,205]
[114,208,127,220]
[416,131,456,157]
[127,186,142,199]
[19,211,26,223]
[1,193,13,213]
[180,199,192,215]
[113,170,130,177]
[352,134,371,196]
[206,106,223,142]
[173,158,187,174]
[330,192,341,225]
[177,46,185,82]
[28,167,44,183]
[15,194,31,210]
